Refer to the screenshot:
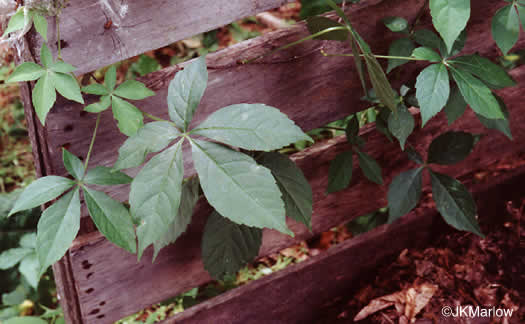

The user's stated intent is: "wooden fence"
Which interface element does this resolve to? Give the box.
[13,0,525,323]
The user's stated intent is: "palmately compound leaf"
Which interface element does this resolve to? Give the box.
[388,104,414,150]
[427,131,475,165]
[113,80,155,100]
[202,211,262,280]
[429,0,470,53]
[451,68,504,119]
[387,38,416,73]
[492,5,520,55]
[111,95,144,136]
[168,56,208,131]
[326,151,353,194]
[6,62,44,82]
[153,176,200,260]
[192,104,312,151]
[451,55,516,89]
[113,121,181,170]
[130,141,184,259]
[190,138,291,235]
[356,149,383,185]
[9,176,75,216]
[0,248,33,270]
[443,85,467,125]
[430,170,483,237]
[62,148,85,180]
[306,16,348,41]
[258,152,313,229]
[415,63,450,126]
[36,188,81,277]
[388,167,423,223]
[83,166,132,186]
[32,72,55,125]
[83,187,136,253]
[18,253,40,288]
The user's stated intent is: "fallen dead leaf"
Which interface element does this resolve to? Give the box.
[354,283,438,323]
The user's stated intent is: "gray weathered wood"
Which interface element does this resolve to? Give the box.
[41,0,521,208]
[164,165,525,323]
[65,72,525,323]
[38,0,296,75]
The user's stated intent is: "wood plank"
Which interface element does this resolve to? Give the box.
[66,69,525,323]
[41,0,524,207]
[164,164,525,324]
[36,0,297,75]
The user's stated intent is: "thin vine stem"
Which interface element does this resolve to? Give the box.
[142,111,167,122]
[320,49,428,61]
[56,15,61,59]
[83,113,101,172]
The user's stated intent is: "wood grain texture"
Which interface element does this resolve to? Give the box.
[37,0,294,75]
[67,76,525,323]
[163,165,525,324]
[41,0,524,209]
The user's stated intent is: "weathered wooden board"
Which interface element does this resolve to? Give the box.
[41,0,523,207]
[32,0,297,75]
[66,69,525,323]
[164,165,525,324]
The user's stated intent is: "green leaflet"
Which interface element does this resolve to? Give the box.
[192,104,312,151]
[52,72,84,103]
[2,8,26,37]
[451,55,516,89]
[83,187,137,253]
[62,148,85,180]
[82,83,110,95]
[130,141,185,259]
[201,211,262,280]
[153,176,200,260]
[413,29,447,55]
[190,138,291,235]
[430,170,483,237]
[6,62,44,82]
[105,65,117,91]
[19,233,37,249]
[83,166,132,186]
[111,95,144,137]
[492,5,520,55]
[429,0,470,53]
[326,151,353,193]
[31,13,48,41]
[84,95,111,113]
[388,104,414,150]
[37,188,81,277]
[451,67,504,119]
[383,16,409,33]
[443,85,467,125]
[387,38,416,73]
[0,248,32,270]
[388,167,423,223]
[50,61,76,74]
[412,47,441,62]
[356,149,383,185]
[4,317,48,324]
[113,121,181,170]
[364,55,398,112]
[167,56,208,131]
[114,80,155,100]
[9,176,75,216]
[18,253,40,288]
[427,131,475,165]
[476,95,512,140]
[300,0,344,19]
[306,16,348,41]
[405,147,424,164]
[415,63,450,126]
[258,152,313,229]
[32,72,56,125]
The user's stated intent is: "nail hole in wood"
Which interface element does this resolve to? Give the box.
[82,260,92,270]
[64,124,73,132]
[86,272,94,279]
[86,288,94,294]
[88,308,99,315]
[99,301,106,306]
[96,315,105,319]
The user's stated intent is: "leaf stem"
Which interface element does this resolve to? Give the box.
[321,126,346,131]
[56,15,61,59]
[142,111,166,122]
[83,113,101,172]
